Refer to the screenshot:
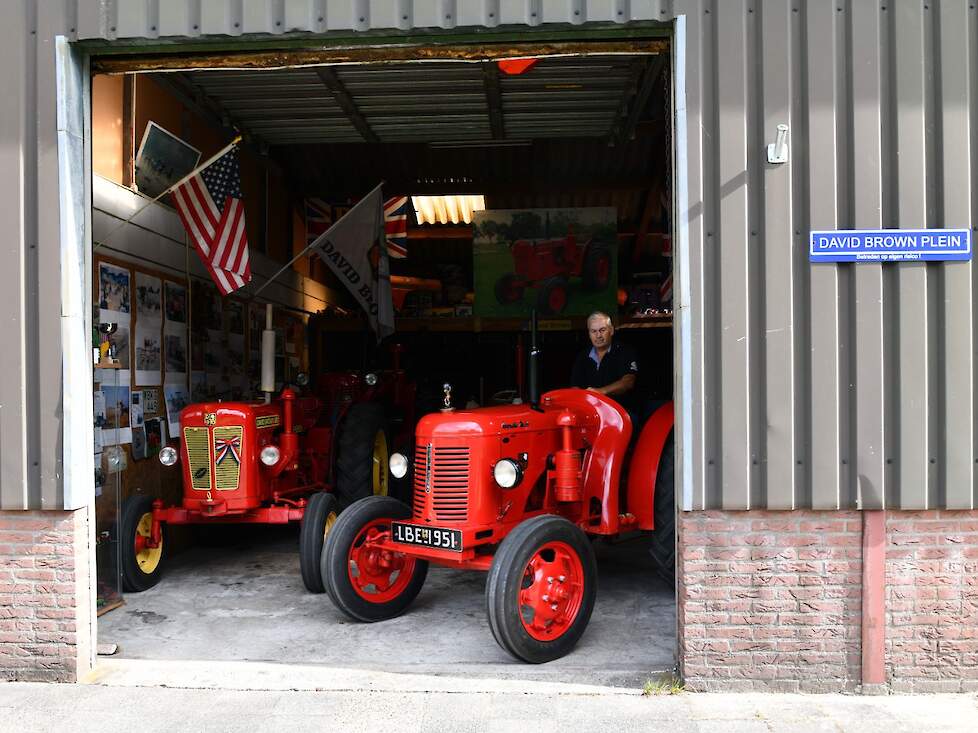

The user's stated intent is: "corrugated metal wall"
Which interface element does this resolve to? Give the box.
[1,0,975,511]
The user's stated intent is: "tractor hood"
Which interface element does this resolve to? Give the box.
[416,403,560,438]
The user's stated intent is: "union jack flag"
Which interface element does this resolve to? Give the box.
[215,435,242,465]
[172,148,252,296]
[305,198,334,247]
[384,196,409,259]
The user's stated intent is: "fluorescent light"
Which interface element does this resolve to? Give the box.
[411,195,486,225]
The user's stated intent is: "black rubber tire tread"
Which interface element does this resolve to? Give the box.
[299,491,339,593]
[494,273,524,304]
[119,494,166,593]
[321,495,429,622]
[335,402,389,510]
[485,515,597,664]
[649,434,676,586]
[535,276,569,316]
[581,243,611,291]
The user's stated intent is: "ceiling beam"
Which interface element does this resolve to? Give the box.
[481,62,505,140]
[314,67,380,143]
[609,55,666,147]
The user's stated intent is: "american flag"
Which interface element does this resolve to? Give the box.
[384,196,409,258]
[172,148,251,296]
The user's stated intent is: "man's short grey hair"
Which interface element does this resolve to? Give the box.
[586,311,614,328]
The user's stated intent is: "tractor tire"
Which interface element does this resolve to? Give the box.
[299,491,339,593]
[535,276,569,316]
[321,495,429,622]
[648,434,676,586]
[486,515,597,663]
[118,494,166,593]
[494,273,525,305]
[335,402,390,510]
[582,244,612,291]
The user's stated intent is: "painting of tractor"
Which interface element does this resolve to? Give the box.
[320,312,674,663]
[474,207,618,318]
[117,306,416,596]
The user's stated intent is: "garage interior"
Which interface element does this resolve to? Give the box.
[92,41,676,686]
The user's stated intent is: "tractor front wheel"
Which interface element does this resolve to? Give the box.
[321,495,428,622]
[486,515,597,663]
[299,491,340,593]
[535,276,569,316]
[494,273,525,304]
[119,494,166,593]
[336,402,390,509]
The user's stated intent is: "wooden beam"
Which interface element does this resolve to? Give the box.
[314,67,379,143]
[482,62,505,139]
[610,55,666,147]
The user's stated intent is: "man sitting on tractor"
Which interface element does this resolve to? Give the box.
[570,311,639,416]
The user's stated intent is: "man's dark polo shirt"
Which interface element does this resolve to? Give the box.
[570,341,639,408]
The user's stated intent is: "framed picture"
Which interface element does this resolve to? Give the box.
[134,121,201,199]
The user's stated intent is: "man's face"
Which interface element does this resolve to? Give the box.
[588,319,613,350]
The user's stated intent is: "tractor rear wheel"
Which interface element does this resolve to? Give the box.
[535,276,569,316]
[582,243,612,291]
[335,402,390,509]
[494,273,525,305]
[321,495,428,622]
[486,515,597,663]
[648,434,676,586]
[119,494,166,593]
[299,491,339,593]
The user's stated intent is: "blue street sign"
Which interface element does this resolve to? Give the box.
[809,228,972,263]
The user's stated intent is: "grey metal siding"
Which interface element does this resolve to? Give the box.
[1,0,976,510]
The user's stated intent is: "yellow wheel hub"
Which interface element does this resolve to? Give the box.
[134,512,162,574]
[372,430,389,497]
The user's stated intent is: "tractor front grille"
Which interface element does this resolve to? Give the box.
[184,427,212,490]
[413,444,470,522]
[183,425,243,492]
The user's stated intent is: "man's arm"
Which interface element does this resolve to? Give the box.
[589,373,636,397]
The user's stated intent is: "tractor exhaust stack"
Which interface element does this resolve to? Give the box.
[261,304,275,403]
[528,310,542,411]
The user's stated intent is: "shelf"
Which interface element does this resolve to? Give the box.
[315,314,672,334]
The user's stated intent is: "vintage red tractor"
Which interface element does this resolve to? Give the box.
[117,312,416,596]
[494,229,612,316]
[320,314,674,663]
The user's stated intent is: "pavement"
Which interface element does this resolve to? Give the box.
[1,668,976,732]
[98,525,675,687]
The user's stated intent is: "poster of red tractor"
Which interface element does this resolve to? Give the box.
[473,207,618,317]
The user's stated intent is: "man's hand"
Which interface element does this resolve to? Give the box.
[586,386,606,395]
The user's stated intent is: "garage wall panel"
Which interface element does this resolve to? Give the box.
[4,1,978,510]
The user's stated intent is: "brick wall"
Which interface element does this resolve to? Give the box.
[678,510,864,693]
[0,508,95,682]
[679,508,978,693]
[886,510,978,693]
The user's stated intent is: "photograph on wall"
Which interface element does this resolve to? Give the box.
[135,272,163,323]
[164,385,190,433]
[105,324,131,370]
[100,384,132,446]
[472,207,618,318]
[134,327,162,385]
[144,417,165,457]
[98,262,131,323]
[142,387,160,416]
[164,281,187,325]
[134,121,201,200]
[94,453,104,497]
[131,426,147,461]
[164,332,188,382]
[227,335,245,380]
[191,371,207,401]
[130,390,144,428]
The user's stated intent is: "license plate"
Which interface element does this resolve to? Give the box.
[391,522,463,553]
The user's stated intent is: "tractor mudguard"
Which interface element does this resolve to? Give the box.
[625,401,675,530]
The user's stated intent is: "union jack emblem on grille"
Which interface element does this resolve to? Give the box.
[215,435,242,465]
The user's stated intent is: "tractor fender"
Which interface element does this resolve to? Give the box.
[626,401,675,530]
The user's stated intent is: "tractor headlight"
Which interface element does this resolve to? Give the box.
[493,459,522,489]
[159,446,178,466]
[365,372,378,386]
[260,445,281,466]
[389,452,409,479]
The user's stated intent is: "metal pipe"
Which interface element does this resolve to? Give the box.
[528,310,541,410]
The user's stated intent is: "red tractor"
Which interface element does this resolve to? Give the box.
[117,333,416,596]
[320,313,674,663]
[494,229,612,316]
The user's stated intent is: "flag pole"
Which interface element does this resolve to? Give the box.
[249,181,384,300]
[94,134,243,251]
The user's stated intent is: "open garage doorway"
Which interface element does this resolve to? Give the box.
[89,35,677,688]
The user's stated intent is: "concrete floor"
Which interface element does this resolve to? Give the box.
[99,525,675,688]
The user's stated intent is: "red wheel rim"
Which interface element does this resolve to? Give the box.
[595,256,610,286]
[517,541,585,641]
[548,286,567,313]
[347,518,416,603]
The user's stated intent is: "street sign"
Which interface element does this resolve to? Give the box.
[809,228,972,263]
